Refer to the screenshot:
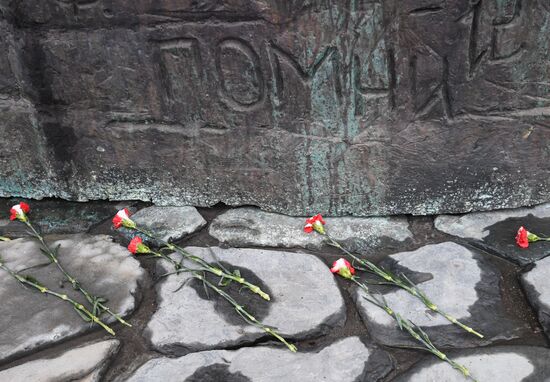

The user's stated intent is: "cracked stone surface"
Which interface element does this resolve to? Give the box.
[521,255,550,339]
[354,242,527,348]
[0,234,145,362]
[0,340,119,382]
[145,247,345,355]
[435,203,550,264]
[117,206,206,246]
[127,337,392,382]
[396,346,550,382]
[209,207,412,251]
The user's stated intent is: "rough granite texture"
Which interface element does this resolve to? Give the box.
[396,346,550,382]
[127,337,392,382]
[1,3,550,215]
[521,255,550,340]
[0,340,120,382]
[354,242,527,348]
[145,247,345,355]
[209,207,412,251]
[0,235,145,362]
[117,206,206,245]
[435,203,550,264]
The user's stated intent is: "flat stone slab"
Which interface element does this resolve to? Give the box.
[396,346,550,382]
[117,206,206,246]
[209,207,412,252]
[521,255,550,339]
[0,340,119,382]
[0,234,145,362]
[127,337,392,382]
[354,242,527,348]
[435,203,550,264]
[145,247,345,355]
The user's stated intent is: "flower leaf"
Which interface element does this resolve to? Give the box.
[23,275,41,285]
[52,244,62,257]
[172,277,193,293]
[202,278,210,299]
[73,306,92,322]
[39,248,55,262]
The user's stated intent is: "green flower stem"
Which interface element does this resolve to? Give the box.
[135,227,270,301]
[0,260,115,336]
[192,271,296,352]
[23,220,131,328]
[351,277,477,382]
[149,250,183,270]
[324,233,483,339]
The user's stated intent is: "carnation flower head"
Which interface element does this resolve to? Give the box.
[128,237,150,254]
[9,202,30,222]
[113,208,136,229]
[515,226,540,249]
[330,258,355,279]
[304,214,326,234]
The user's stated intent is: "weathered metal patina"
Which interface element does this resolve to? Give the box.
[0,1,549,215]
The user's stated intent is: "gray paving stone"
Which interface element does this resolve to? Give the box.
[0,234,145,362]
[435,203,550,264]
[396,346,550,382]
[354,242,527,348]
[127,337,392,382]
[145,247,345,355]
[117,206,206,246]
[209,207,412,251]
[0,340,119,382]
[521,255,550,340]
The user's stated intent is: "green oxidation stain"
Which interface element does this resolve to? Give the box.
[538,14,550,105]
[509,7,550,108]
[294,3,388,213]
[494,0,515,13]
[0,169,56,198]
[265,2,391,213]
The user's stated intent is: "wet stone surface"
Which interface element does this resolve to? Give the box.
[0,234,145,363]
[209,207,412,252]
[354,242,528,348]
[145,247,346,355]
[126,337,392,382]
[116,206,206,246]
[435,203,550,265]
[521,255,550,340]
[396,346,550,382]
[0,340,119,382]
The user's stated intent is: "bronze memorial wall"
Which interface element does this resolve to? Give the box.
[0,1,549,215]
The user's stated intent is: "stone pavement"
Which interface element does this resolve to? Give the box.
[0,200,549,381]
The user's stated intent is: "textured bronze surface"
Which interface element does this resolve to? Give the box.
[0,1,549,215]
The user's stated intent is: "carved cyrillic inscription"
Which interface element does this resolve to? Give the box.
[216,38,265,111]
[159,38,204,120]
